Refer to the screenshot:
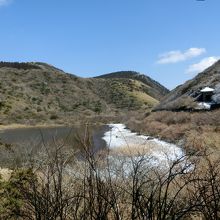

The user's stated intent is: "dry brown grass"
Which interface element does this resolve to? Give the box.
[0,63,165,126]
[127,109,220,151]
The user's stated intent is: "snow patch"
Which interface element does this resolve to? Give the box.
[102,124,184,167]
[197,102,212,110]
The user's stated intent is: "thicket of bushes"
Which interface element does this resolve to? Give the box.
[1,133,220,220]
[127,109,220,150]
[0,62,40,70]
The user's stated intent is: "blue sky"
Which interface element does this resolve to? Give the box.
[0,0,219,89]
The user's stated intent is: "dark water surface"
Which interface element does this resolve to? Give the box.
[0,125,109,167]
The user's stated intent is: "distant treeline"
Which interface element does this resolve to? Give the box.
[0,62,40,70]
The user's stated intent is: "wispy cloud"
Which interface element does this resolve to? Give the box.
[157,48,206,64]
[186,56,219,74]
[0,0,12,6]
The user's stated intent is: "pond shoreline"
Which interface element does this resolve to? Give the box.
[0,122,107,131]
[0,122,184,148]
[0,123,67,131]
[124,122,186,148]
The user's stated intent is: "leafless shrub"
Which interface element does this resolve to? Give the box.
[2,128,220,220]
[189,152,220,220]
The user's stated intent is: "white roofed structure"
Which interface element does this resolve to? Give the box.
[201,87,214,92]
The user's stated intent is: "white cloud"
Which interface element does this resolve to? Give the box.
[186,56,219,74]
[157,48,206,64]
[0,0,12,6]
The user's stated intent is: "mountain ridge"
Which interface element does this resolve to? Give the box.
[95,71,169,101]
[0,62,169,125]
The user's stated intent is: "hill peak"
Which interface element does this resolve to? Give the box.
[95,71,141,79]
[95,71,169,97]
[0,62,41,70]
[0,63,169,125]
[0,61,66,73]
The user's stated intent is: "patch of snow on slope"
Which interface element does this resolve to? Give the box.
[198,102,212,110]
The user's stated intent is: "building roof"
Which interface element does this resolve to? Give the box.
[201,87,214,92]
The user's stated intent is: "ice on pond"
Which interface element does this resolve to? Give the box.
[102,124,184,167]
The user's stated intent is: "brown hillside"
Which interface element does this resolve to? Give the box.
[155,60,220,111]
[0,62,168,125]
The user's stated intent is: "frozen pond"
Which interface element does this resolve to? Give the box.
[0,124,185,169]
[102,124,184,167]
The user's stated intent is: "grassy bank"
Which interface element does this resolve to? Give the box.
[126,109,220,152]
